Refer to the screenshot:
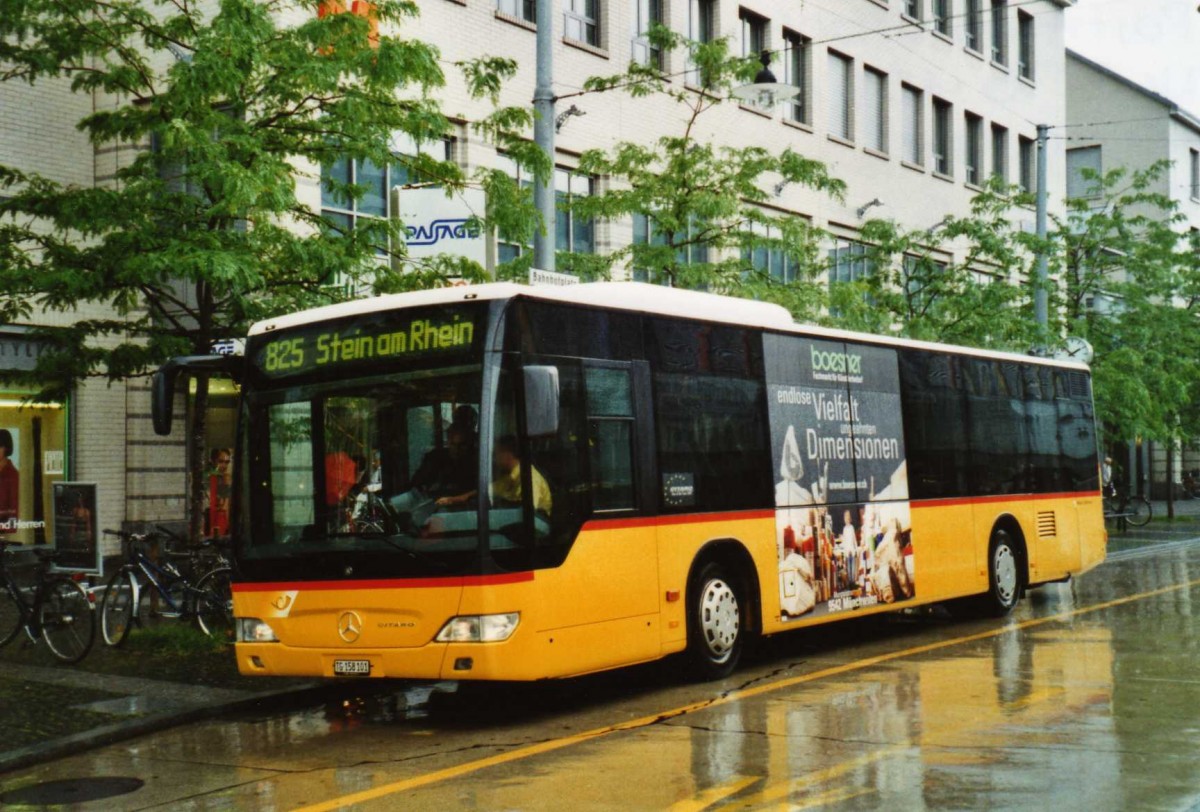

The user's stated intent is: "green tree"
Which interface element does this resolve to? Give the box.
[1054,161,1200,512]
[0,0,539,538]
[832,177,1044,351]
[561,28,844,320]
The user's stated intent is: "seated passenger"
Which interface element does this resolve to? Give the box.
[439,435,552,517]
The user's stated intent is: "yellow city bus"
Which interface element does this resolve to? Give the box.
[152,282,1106,681]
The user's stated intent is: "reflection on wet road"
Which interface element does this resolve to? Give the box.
[8,539,1200,811]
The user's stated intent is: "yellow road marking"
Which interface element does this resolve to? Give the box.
[668,776,761,812]
[788,786,876,810]
[296,576,1200,812]
[735,748,902,807]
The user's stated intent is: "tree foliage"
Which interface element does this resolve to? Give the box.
[0,0,538,384]
[832,177,1045,350]
[562,27,845,321]
[1052,161,1200,447]
[0,0,536,536]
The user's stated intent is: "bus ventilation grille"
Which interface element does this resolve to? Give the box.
[1036,511,1057,538]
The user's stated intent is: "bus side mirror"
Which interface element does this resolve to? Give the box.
[151,354,244,436]
[524,366,559,438]
[152,365,182,436]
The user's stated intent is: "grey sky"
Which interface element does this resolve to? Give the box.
[1065,0,1200,116]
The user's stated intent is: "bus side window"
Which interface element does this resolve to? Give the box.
[585,367,636,512]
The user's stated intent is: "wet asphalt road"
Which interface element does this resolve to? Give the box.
[4,530,1200,811]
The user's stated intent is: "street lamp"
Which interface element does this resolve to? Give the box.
[732,50,800,110]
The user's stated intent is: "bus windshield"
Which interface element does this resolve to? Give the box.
[238,365,491,578]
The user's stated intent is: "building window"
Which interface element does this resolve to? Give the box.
[740,8,767,58]
[631,0,663,68]
[1067,146,1103,199]
[1017,10,1034,80]
[743,221,800,283]
[784,30,812,126]
[1191,148,1200,200]
[863,66,888,154]
[495,153,532,263]
[965,0,981,52]
[904,0,921,19]
[496,158,596,260]
[828,50,854,142]
[903,255,948,310]
[0,348,70,548]
[991,123,1008,183]
[632,213,709,284]
[933,97,952,176]
[990,0,1007,65]
[565,0,600,46]
[902,84,923,166]
[1019,135,1035,194]
[556,168,595,254]
[687,0,717,86]
[965,112,982,186]
[828,239,873,286]
[933,0,951,36]
[321,138,450,259]
[497,0,536,22]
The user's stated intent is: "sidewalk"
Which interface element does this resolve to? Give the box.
[0,627,324,774]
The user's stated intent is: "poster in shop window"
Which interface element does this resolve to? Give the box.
[52,482,99,573]
[765,335,914,621]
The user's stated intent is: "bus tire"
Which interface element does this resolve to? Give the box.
[685,560,745,681]
[980,529,1023,617]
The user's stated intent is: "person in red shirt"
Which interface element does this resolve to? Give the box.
[0,430,17,534]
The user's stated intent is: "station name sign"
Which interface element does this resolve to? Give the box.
[251,306,481,379]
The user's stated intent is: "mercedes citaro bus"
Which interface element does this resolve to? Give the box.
[152,282,1105,681]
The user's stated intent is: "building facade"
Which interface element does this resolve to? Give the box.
[0,72,185,564]
[301,0,1075,282]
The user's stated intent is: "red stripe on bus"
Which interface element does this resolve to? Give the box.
[231,572,535,593]
[913,490,1101,508]
[581,510,775,532]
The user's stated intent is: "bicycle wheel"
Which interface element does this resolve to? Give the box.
[100,568,138,646]
[137,580,179,633]
[1127,496,1152,527]
[39,577,95,663]
[0,587,22,647]
[194,567,234,642]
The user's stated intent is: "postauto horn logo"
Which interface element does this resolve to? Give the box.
[404,218,482,247]
[811,345,862,376]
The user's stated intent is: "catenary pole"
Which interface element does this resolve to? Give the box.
[1034,123,1050,341]
[533,0,556,272]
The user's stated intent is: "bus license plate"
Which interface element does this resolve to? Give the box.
[333,659,371,676]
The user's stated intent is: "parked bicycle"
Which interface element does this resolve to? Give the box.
[1103,487,1152,528]
[0,541,96,663]
[98,527,233,646]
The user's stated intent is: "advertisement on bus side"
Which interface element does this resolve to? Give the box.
[765,335,915,621]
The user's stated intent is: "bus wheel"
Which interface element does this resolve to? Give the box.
[685,560,744,680]
[982,529,1022,616]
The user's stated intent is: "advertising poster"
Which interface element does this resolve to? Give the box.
[765,335,915,621]
[0,427,19,535]
[52,482,99,572]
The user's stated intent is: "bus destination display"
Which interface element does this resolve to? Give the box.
[251,307,480,379]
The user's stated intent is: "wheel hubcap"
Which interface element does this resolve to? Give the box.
[700,578,739,662]
[994,545,1017,604]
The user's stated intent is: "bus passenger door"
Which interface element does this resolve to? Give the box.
[528,361,663,669]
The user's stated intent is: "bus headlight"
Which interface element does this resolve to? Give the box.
[435,613,520,643]
[237,618,280,643]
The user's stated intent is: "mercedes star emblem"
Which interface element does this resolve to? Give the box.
[337,610,362,643]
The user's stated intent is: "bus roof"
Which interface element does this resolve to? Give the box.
[248,281,1089,372]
